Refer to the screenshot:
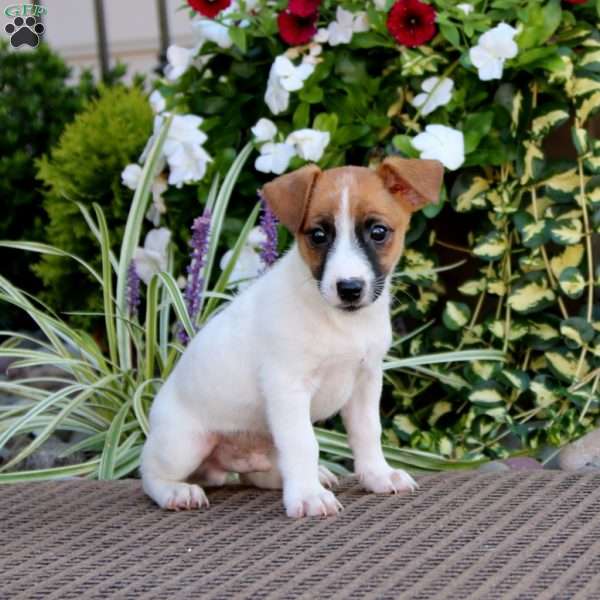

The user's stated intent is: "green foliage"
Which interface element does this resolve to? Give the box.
[0,41,93,328]
[35,86,153,324]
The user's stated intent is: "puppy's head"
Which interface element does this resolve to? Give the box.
[261,157,443,311]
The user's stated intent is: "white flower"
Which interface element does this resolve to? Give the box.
[153,114,213,188]
[469,23,518,81]
[286,129,330,162]
[146,175,168,226]
[411,77,454,116]
[164,45,195,80]
[167,143,212,188]
[373,0,388,9]
[321,7,370,46]
[162,114,208,153]
[134,228,172,284]
[192,17,233,50]
[255,142,296,175]
[457,3,474,14]
[251,118,277,142]
[265,70,290,115]
[273,55,314,92]
[264,55,314,115]
[314,28,329,43]
[303,43,323,65]
[149,90,166,114]
[411,125,465,171]
[121,164,142,190]
[353,12,370,33]
[220,226,266,290]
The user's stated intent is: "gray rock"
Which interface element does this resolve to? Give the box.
[1,434,85,471]
[502,457,543,470]
[559,428,600,470]
[478,460,510,473]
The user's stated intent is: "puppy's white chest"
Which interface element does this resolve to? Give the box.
[310,353,367,422]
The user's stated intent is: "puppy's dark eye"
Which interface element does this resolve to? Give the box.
[309,227,328,246]
[370,224,389,243]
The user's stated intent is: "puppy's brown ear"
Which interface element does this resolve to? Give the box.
[377,157,444,213]
[260,164,321,233]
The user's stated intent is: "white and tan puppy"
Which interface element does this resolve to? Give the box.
[141,157,444,518]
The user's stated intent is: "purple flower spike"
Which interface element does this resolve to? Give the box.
[180,207,212,343]
[259,195,278,267]
[127,260,141,317]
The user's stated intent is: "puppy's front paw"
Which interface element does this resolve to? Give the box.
[284,485,343,518]
[318,465,339,489]
[359,468,417,495]
[162,482,210,510]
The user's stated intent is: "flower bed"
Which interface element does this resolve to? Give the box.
[0,0,599,479]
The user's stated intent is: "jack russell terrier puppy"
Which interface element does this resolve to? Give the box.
[141,156,444,518]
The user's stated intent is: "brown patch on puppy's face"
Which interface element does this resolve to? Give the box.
[261,158,443,310]
[297,167,412,284]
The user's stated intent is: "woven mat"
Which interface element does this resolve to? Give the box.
[2,471,600,599]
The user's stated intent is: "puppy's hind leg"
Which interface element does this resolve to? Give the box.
[141,419,217,511]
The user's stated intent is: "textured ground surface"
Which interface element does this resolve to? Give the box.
[2,471,600,599]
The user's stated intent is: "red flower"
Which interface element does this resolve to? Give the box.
[188,0,231,18]
[563,0,588,3]
[387,0,437,48]
[288,0,321,18]
[278,10,318,46]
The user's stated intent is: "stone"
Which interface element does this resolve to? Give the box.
[478,460,510,473]
[559,428,600,471]
[502,457,543,470]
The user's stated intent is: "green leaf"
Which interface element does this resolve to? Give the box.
[443,301,471,330]
[439,23,461,49]
[459,279,486,296]
[116,114,172,370]
[452,175,490,212]
[499,369,530,392]
[572,127,590,155]
[473,231,507,261]
[507,275,555,314]
[513,211,550,248]
[544,169,581,202]
[546,349,589,382]
[293,102,310,129]
[549,218,583,245]
[228,26,247,53]
[299,85,324,104]
[313,112,338,134]
[530,375,560,408]
[578,91,600,123]
[92,204,118,368]
[560,317,595,349]
[392,135,420,158]
[550,244,584,279]
[531,105,569,138]
[559,266,586,299]
[393,415,418,440]
[464,112,494,154]
[469,383,504,406]
[98,399,132,480]
[333,124,370,145]
[516,0,562,49]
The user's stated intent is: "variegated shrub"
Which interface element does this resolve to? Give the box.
[148,0,599,462]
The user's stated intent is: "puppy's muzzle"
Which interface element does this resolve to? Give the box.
[336,278,365,309]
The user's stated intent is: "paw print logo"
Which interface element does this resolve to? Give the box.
[5,16,44,48]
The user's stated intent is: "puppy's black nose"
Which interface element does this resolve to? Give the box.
[336,278,365,303]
